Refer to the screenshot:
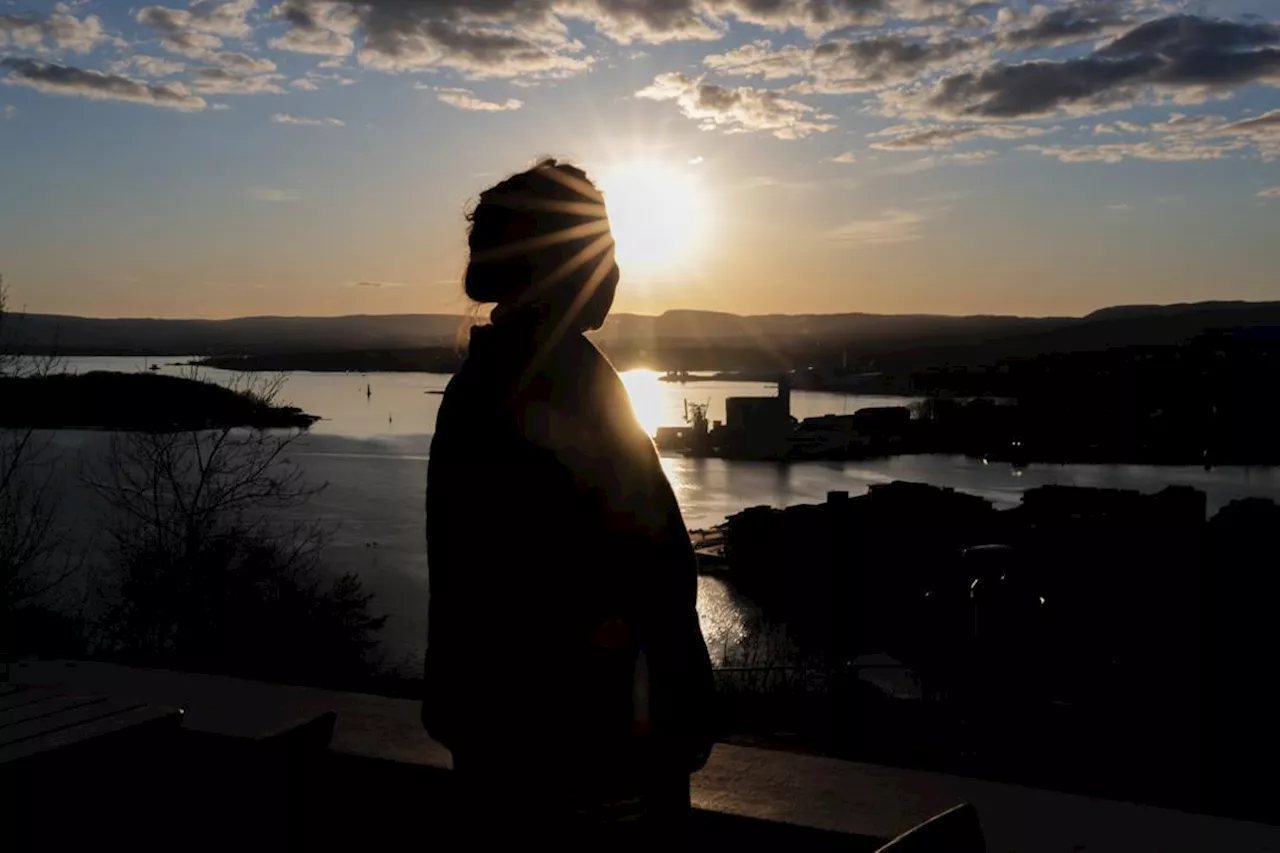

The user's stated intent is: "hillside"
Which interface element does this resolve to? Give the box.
[5,302,1279,375]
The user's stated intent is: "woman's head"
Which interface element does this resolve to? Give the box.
[465,158,619,333]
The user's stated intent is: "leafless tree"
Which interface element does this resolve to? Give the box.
[0,275,73,622]
[82,371,385,683]
[85,371,322,563]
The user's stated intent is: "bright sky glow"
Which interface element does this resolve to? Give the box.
[0,0,1277,319]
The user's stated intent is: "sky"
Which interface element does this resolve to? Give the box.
[0,0,1278,320]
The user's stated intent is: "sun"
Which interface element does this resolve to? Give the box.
[596,160,709,277]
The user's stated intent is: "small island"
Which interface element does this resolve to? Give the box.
[0,371,319,431]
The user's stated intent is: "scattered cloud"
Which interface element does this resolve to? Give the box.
[247,186,300,202]
[830,208,931,244]
[267,2,358,57]
[688,155,705,165]
[1023,141,1240,163]
[271,112,345,125]
[349,280,408,288]
[1020,110,1278,163]
[707,35,985,94]
[106,56,188,78]
[830,151,857,163]
[2,104,14,121]
[137,1,255,41]
[190,68,285,95]
[158,30,226,59]
[0,6,119,54]
[0,58,207,111]
[207,52,277,74]
[291,77,319,90]
[433,87,523,111]
[996,1,1134,51]
[882,149,998,173]
[903,15,1280,120]
[269,27,356,55]
[1258,186,1280,199]
[636,72,835,139]
[869,122,1054,150]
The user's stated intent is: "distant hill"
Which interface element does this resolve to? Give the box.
[5,302,1279,369]
[2,313,465,355]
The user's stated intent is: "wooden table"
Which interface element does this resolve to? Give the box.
[0,683,182,765]
[1,683,183,850]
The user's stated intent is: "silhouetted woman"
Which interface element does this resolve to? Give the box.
[424,159,715,844]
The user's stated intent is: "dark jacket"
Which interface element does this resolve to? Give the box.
[424,321,715,787]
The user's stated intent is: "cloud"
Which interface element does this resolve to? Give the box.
[191,68,284,95]
[1023,140,1241,163]
[709,0,974,38]
[138,5,275,72]
[577,0,722,44]
[247,186,300,202]
[269,27,355,55]
[869,122,1054,149]
[830,208,930,244]
[1222,109,1280,133]
[267,2,357,56]
[1217,109,1280,159]
[270,0,982,59]
[997,1,1134,50]
[272,0,977,80]
[349,280,408,287]
[636,72,835,139]
[0,58,207,111]
[706,34,984,94]
[3,105,14,120]
[911,15,1280,120]
[1024,110,1279,163]
[1107,202,1132,209]
[159,30,226,58]
[1259,186,1280,198]
[882,149,998,173]
[433,87,523,111]
[830,151,857,162]
[360,19,591,78]
[208,52,277,73]
[106,56,188,78]
[0,6,118,54]
[271,112,344,125]
[291,77,319,90]
[269,0,594,78]
[137,0,255,41]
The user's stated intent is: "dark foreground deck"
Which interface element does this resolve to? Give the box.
[7,661,1280,852]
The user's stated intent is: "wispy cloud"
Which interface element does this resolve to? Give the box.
[830,208,930,244]
[829,151,857,163]
[247,187,300,203]
[636,72,834,140]
[1259,187,1280,199]
[2,105,14,121]
[271,112,345,126]
[882,150,997,175]
[347,280,409,288]
[0,58,206,111]
[431,87,522,112]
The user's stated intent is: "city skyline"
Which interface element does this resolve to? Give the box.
[1,0,1278,319]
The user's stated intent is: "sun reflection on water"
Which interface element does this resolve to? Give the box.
[619,368,667,438]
